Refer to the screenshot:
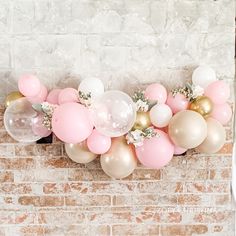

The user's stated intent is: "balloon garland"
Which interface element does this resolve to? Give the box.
[4,65,232,179]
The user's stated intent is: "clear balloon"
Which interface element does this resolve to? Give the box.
[90,90,136,137]
[4,98,41,142]
[32,113,52,138]
[65,141,97,164]
[192,66,217,88]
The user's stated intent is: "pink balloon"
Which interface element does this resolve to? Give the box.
[18,74,41,97]
[135,130,174,169]
[87,129,111,154]
[204,81,230,104]
[174,146,187,155]
[32,114,52,137]
[27,85,48,104]
[47,89,62,104]
[211,103,232,125]
[166,93,189,114]
[145,83,167,103]
[58,88,79,104]
[52,103,93,144]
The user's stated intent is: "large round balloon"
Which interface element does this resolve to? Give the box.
[65,141,97,164]
[91,90,136,137]
[52,103,93,143]
[135,130,174,169]
[197,118,226,154]
[100,136,137,179]
[168,110,207,149]
[4,98,41,142]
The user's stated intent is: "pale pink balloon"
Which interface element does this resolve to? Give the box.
[27,85,48,104]
[58,88,79,104]
[211,103,232,125]
[87,129,111,154]
[145,83,167,103]
[46,89,62,104]
[135,130,174,169]
[18,74,41,97]
[174,146,187,155]
[204,81,230,104]
[32,114,52,137]
[52,103,93,144]
[166,93,189,114]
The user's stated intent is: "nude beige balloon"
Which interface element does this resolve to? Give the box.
[65,141,97,164]
[168,110,207,149]
[197,118,226,154]
[100,136,137,179]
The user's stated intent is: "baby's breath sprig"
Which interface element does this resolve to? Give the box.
[132,91,150,112]
[78,91,92,106]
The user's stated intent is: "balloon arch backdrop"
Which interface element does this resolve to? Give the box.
[4,66,232,179]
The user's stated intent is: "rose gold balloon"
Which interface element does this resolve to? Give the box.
[197,118,226,154]
[168,110,207,149]
[65,141,97,164]
[100,136,137,179]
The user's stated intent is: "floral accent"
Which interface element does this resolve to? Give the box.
[191,85,204,99]
[126,127,158,147]
[132,91,150,112]
[78,91,92,106]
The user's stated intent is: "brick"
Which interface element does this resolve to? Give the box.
[18,196,64,207]
[0,183,32,194]
[0,171,14,183]
[0,158,35,170]
[209,168,232,180]
[217,143,233,154]
[206,155,232,168]
[132,169,161,180]
[193,211,233,223]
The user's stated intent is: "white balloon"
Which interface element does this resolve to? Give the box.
[192,65,217,88]
[78,77,104,100]
[150,104,173,128]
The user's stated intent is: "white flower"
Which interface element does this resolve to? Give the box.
[135,99,149,112]
[126,130,144,147]
[192,85,204,99]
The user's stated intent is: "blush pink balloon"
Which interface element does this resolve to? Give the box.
[58,88,79,104]
[87,129,111,154]
[211,103,232,125]
[27,85,48,104]
[32,114,52,137]
[52,103,93,144]
[166,93,189,114]
[204,81,230,104]
[174,146,187,155]
[135,130,174,169]
[47,89,62,104]
[145,83,167,103]
[18,74,41,97]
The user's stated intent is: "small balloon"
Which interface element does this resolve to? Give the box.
[58,88,79,104]
[135,130,174,169]
[4,98,41,142]
[65,141,97,164]
[5,91,24,108]
[189,96,213,118]
[87,129,111,154]
[32,113,52,137]
[132,112,151,131]
[174,146,187,155]
[211,103,232,125]
[27,84,48,104]
[100,136,137,179]
[204,80,230,105]
[150,104,172,128]
[145,83,167,103]
[197,118,226,154]
[18,74,41,97]
[166,93,189,114]
[168,110,207,149]
[91,90,136,137]
[46,89,62,104]
[52,103,93,144]
[192,66,217,88]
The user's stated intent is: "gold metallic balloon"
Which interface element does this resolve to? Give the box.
[65,141,98,164]
[197,118,226,154]
[100,136,137,179]
[189,96,213,117]
[168,110,207,149]
[5,91,24,108]
[132,112,151,130]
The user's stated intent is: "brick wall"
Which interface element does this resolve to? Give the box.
[0,0,235,235]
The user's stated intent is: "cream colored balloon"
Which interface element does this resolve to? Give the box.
[197,118,226,154]
[100,136,137,179]
[65,141,97,164]
[168,110,207,149]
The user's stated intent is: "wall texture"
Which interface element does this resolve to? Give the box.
[0,0,235,235]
